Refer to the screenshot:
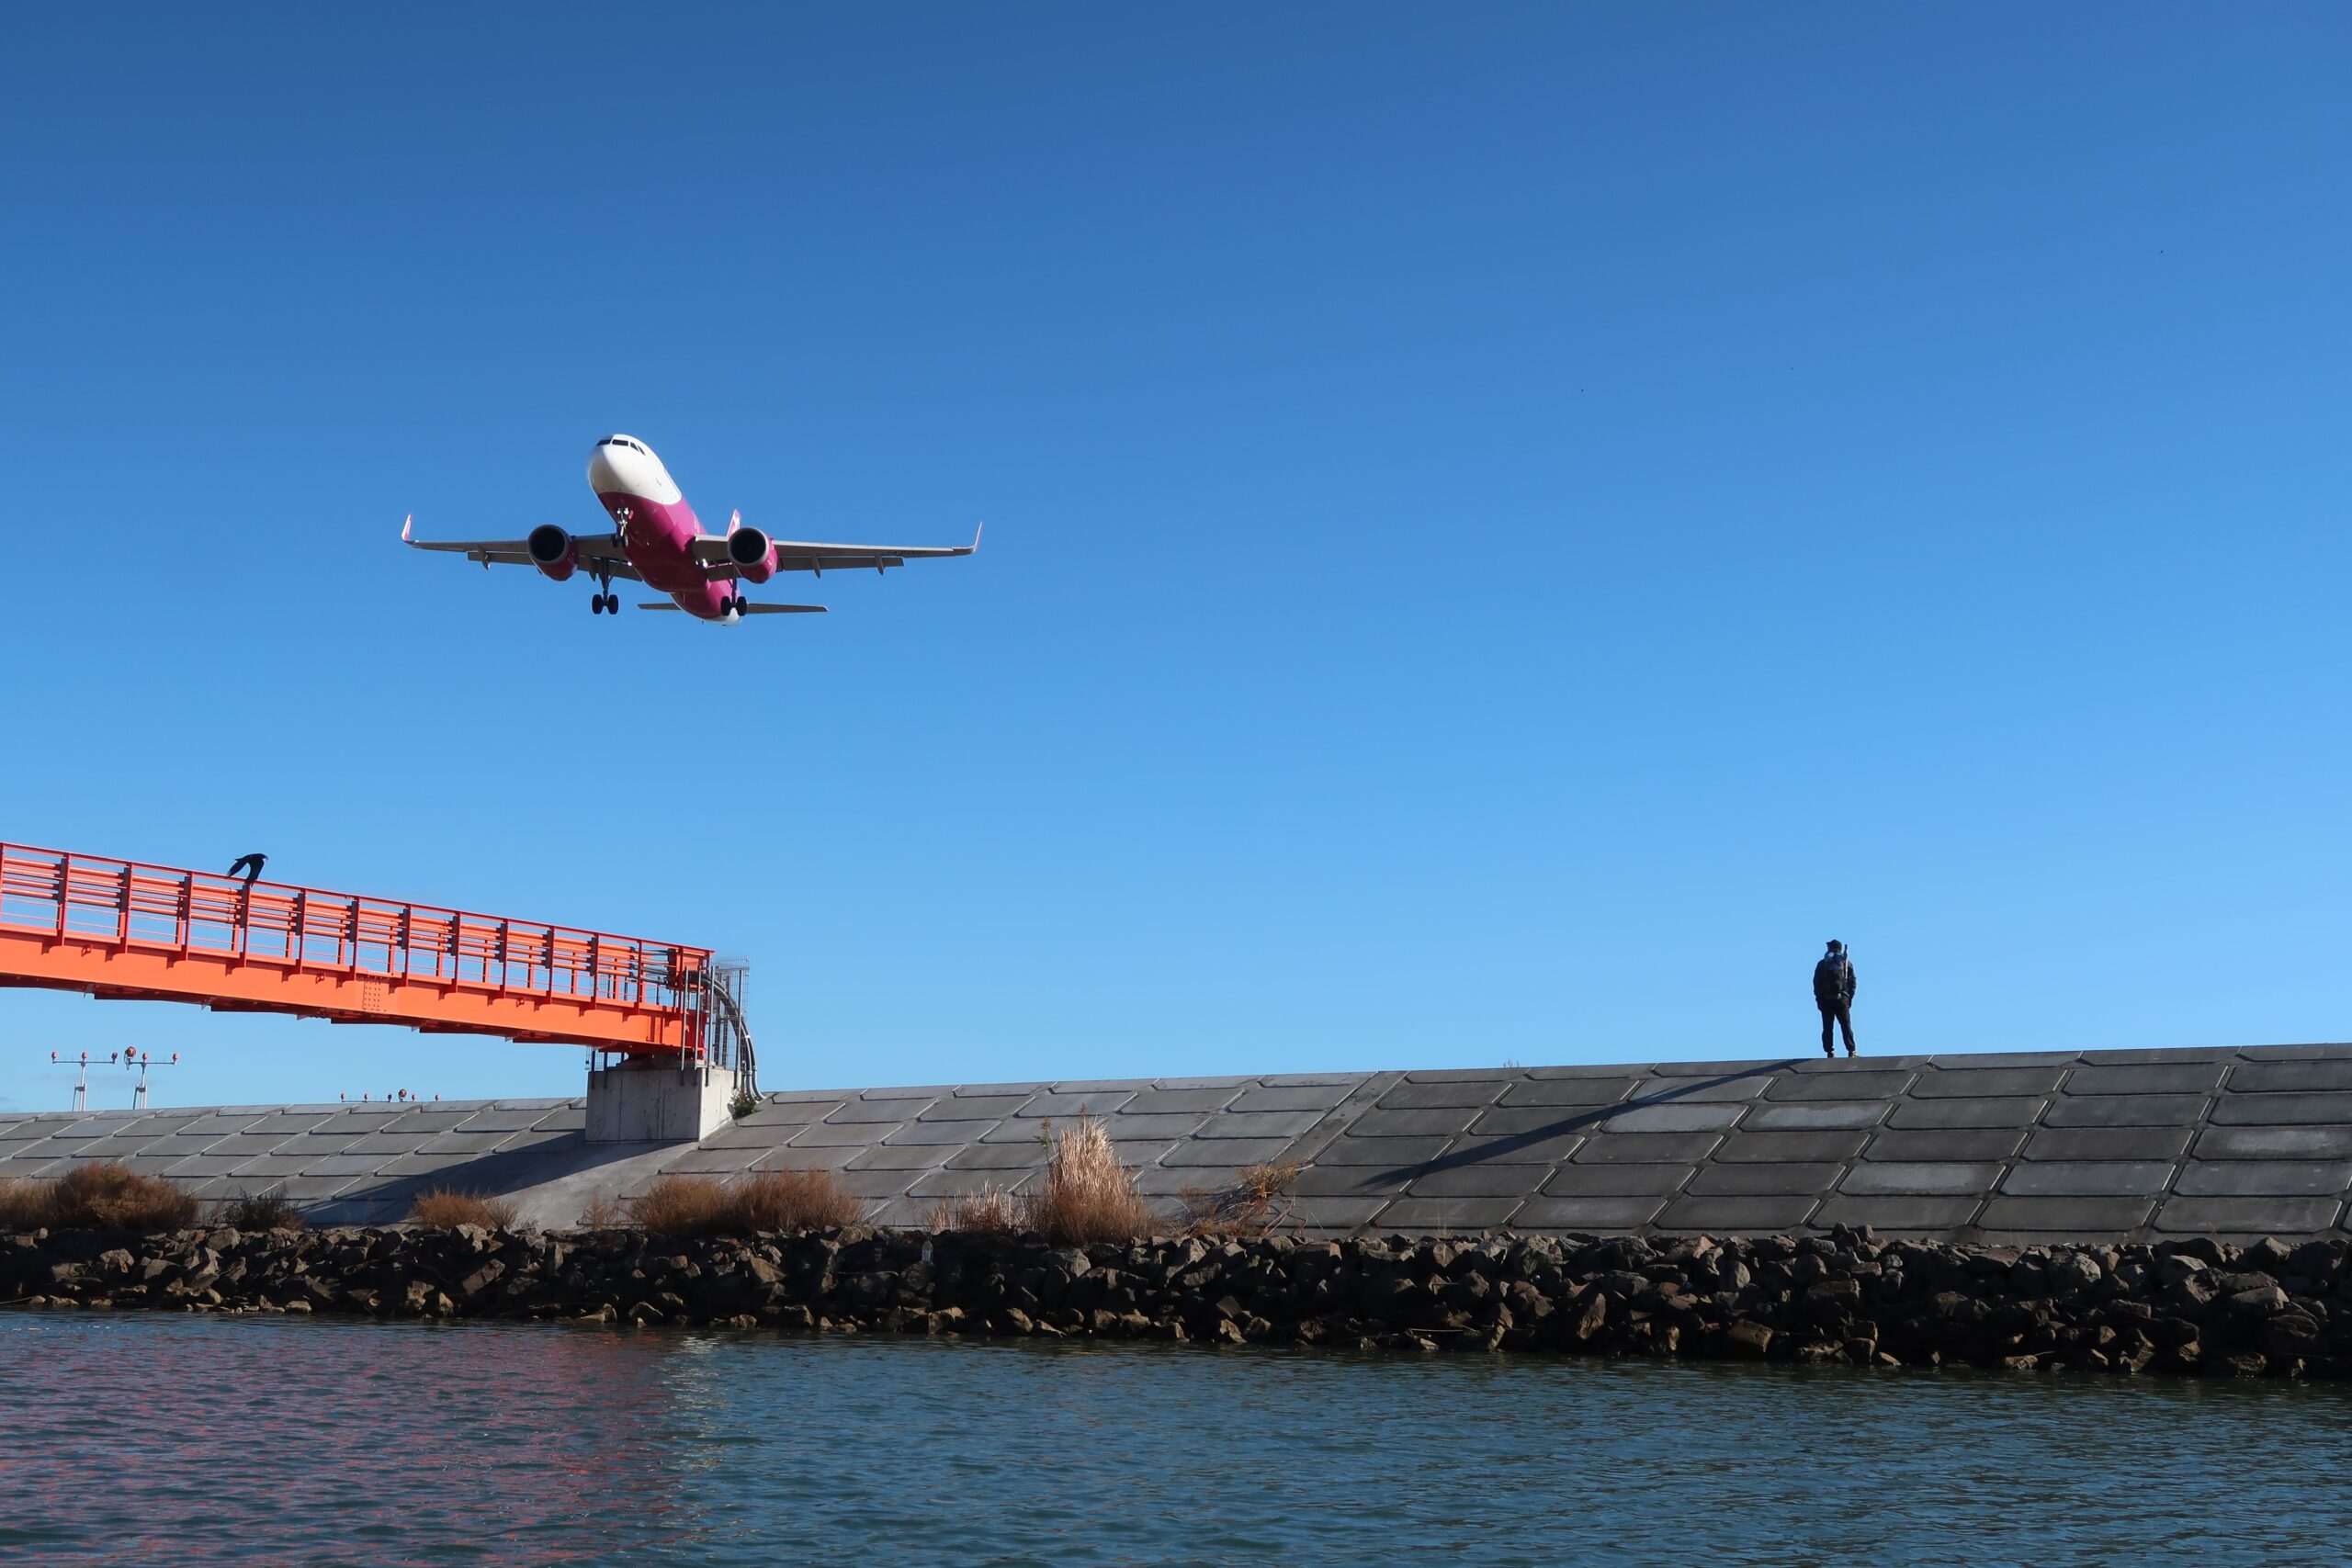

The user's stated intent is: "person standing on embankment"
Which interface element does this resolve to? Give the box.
[1814,940,1857,1057]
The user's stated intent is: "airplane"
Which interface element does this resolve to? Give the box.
[402,434,978,623]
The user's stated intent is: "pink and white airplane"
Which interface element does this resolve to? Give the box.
[402,434,978,623]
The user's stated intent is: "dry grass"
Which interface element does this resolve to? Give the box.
[578,1193,629,1230]
[10,1162,205,1231]
[1021,1116,1157,1245]
[1180,1158,1301,1239]
[926,1182,1018,1234]
[217,1188,307,1233]
[628,1168,863,1236]
[0,1178,54,1230]
[408,1188,520,1229]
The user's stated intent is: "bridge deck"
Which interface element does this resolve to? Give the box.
[0,842,709,1056]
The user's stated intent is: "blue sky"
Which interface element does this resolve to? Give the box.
[2,6,2346,1111]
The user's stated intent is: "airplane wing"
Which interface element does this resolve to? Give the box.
[400,516,642,581]
[638,603,826,615]
[689,522,982,577]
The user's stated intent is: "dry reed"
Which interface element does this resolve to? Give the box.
[1180,1158,1302,1238]
[628,1168,862,1236]
[217,1187,307,1233]
[408,1188,520,1229]
[926,1182,1018,1234]
[1021,1115,1157,1244]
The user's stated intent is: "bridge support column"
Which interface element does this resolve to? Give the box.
[587,1057,736,1143]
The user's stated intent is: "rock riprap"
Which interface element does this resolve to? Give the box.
[6,1224,2347,1377]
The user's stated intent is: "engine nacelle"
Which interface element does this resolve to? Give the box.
[727,524,778,585]
[527,525,577,581]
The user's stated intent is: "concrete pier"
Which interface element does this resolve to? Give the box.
[5,1043,2350,1243]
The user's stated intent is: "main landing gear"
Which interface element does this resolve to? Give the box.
[589,571,618,617]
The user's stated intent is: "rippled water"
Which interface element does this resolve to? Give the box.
[4,1314,2348,1566]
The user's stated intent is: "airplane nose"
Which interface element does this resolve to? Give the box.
[586,446,622,492]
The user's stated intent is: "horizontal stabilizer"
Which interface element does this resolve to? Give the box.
[741,603,828,615]
[636,603,681,612]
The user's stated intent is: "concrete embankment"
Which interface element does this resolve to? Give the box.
[8,1222,2351,1378]
[6,1043,2352,1243]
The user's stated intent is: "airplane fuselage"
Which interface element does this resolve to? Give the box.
[586,435,738,622]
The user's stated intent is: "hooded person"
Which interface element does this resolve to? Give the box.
[1813,940,1857,1058]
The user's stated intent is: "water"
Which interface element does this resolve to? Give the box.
[4,1314,2348,1566]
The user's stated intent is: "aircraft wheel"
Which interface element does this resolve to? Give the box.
[590,595,603,615]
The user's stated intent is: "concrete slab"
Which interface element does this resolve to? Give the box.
[1574,1134,1724,1164]
[1374,1198,1524,1232]
[1193,1111,1328,1140]
[2023,1126,2194,1162]
[1863,1129,2030,1163]
[1377,1081,1510,1110]
[944,1144,1053,1172]
[660,1146,769,1176]
[1543,1165,1700,1197]
[1012,1092,1136,1119]
[787,1122,903,1147]
[2064,1065,2228,1095]
[1496,1078,1638,1109]
[1283,1197,1393,1230]
[1912,1067,2068,1098]
[1314,1135,1454,1168]
[1887,1099,2046,1130]
[1713,1131,1871,1163]
[1408,1165,1558,1199]
[1743,1103,1889,1131]
[1999,1162,2174,1197]
[1977,1196,2156,1234]
[1618,1077,1774,1104]
[2154,1197,2345,1234]
[889,1121,1002,1146]
[915,1095,1027,1122]
[1293,1165,1412,1197]
[1513,1196,1668,1230]
[1687,1163,1846,1197]
[2211,1092,2352,1126]
[1438,1133,1587,1165]
[1162,1138,1293,1168]
[828,1098,933,1124]
[750,1145,862,1172]
[2042,1095,2210,1128]
[1813,1197,1981,1234]
[1229,1084,1356,1113]
[2195,1126,2352,1160]
[2172,1162,2352,1197]
[1120,1088,1244,1115]
[1657,1196,1820,1233]
[2230,1061,2352,1093]
[1086,1113,1211,1141]
[1766,1073,1914,1102]
[1592,1103,1743,1134]
[844,1145,956,1172]
[1470,1108,1610,1137]
[908,1168,1036,1201]
[1840,1163,2006,1196]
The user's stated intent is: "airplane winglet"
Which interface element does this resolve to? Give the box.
[972,521,984,552]
[401,513,413,543]
[729,508,741,532]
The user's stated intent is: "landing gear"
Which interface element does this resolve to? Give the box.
[590,573,617,618]
[727,594,748,616]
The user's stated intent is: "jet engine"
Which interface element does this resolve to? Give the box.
[526,525,577,581]
[726,524,778,585]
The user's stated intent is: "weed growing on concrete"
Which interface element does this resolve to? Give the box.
[1023,1115,1157,1244]
[408,1189,519,1229]
[927,1183,1018,1233]
[217,1187,307,1233]
[36,1162,202,1231]
[627,1175,728,1234]
[1180,1158,1302,1238]
[578,1194,629,1229]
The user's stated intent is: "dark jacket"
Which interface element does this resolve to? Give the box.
[1813,952,1856,1009]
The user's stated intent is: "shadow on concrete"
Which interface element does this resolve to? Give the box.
[1354,1061,1805,1192]
[314,1134,682,1224]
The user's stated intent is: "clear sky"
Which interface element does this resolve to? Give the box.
[2,6,2346,1112]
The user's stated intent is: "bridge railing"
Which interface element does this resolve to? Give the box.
[0,842,711,1017]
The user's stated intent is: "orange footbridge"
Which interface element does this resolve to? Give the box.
[0,841,713,1057]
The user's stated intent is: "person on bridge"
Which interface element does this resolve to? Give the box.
[1814,940,1858,1057]
[225,852,267,886]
